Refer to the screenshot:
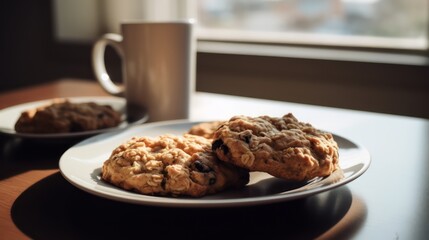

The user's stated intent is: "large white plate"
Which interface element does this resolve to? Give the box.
[0,96,148,139]
[59,120,370,208]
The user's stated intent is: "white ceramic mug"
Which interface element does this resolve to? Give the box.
[92,20,195,122]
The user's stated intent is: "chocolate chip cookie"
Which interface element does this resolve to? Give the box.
[101,134,249,197]
[211,113,339,181]
[14,99,122,133]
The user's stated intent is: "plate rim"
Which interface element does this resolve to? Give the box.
[0,96,148,139]
[59,119,371,208]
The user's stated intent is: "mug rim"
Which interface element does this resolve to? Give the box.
[121,18,195,25]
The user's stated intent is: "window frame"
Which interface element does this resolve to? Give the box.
[195,38,429,119]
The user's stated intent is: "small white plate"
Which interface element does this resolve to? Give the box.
[0,96,148,139]
[59,120,370,208]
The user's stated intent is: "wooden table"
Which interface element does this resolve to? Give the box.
[1,79,428,239]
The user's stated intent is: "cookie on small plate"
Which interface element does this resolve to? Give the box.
[101,134,249,197]
[14,99,122,133]
[211,113,339,181]
[188,121,224,139]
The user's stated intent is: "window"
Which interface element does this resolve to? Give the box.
[52,0,428,51]
[196,0,428,51]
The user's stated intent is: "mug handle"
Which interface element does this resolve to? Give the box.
[92,33,125,96]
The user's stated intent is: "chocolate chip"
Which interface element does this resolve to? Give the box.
[212,139,223,151]
[221,144,229,155]
[193,160,212,173]
[212,139,229,155]
[209,177,216,185]
[243,135,251,144]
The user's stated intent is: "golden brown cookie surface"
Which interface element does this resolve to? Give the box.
[212,113,339,181]
[101,134,249,197]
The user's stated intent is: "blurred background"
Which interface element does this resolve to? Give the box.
[199,0,427,39]
[1,0,428,118]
